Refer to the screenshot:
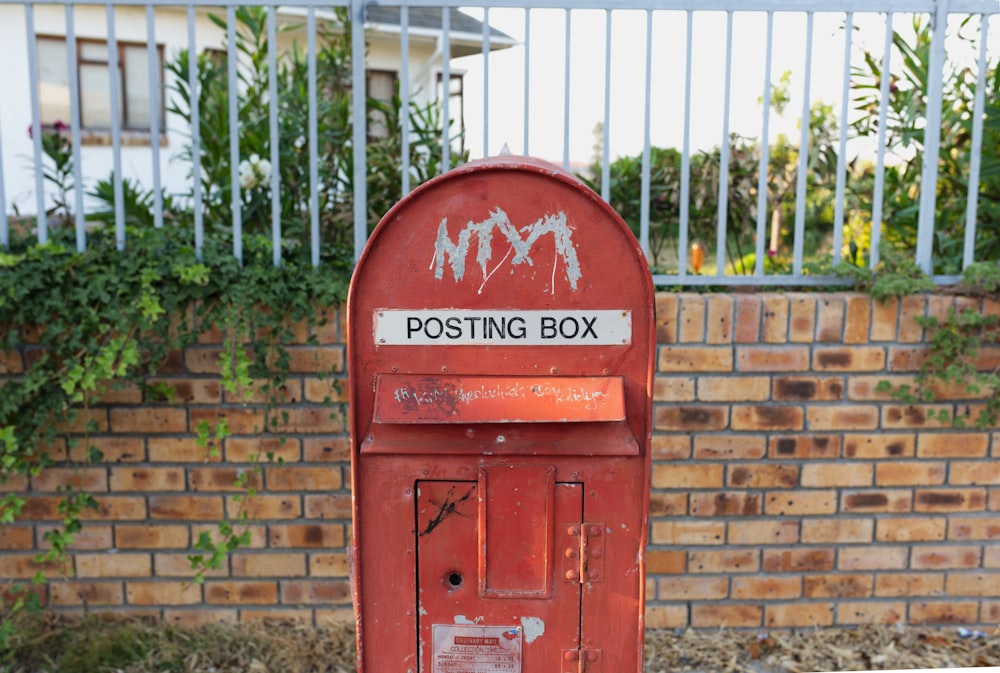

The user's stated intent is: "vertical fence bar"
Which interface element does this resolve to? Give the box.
[351,0,367,262]
[482,6,489,157]
[267,4,280,267]
[522,9,530,156]
[0,105,6,247]
[400,5,411,196]
[832,10,853,267]
[146,4,163,229]
[308,4,319,266]
[25,4,48,244]
[227,5,242,263]
[188,3,204,261]
[107,2,126,250]
[961,13,989,269]
[915,0,949,274]
[66,4,86,252]
[639,9,653,261]
[441,8,451,171]
[791,11,814,276]
[562,8,571,170]
[600,8,612,202]
[677,9,693,278]
[715,10,734,276]
[870,12,894,270]
[753,11,774,277]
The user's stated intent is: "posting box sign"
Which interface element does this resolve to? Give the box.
[375,309,631,346]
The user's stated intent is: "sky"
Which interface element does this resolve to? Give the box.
[452,7,998,167]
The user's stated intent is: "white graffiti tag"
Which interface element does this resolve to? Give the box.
[430,208,582,294]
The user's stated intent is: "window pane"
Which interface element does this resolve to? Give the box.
[79,42,108,62]
[123,45,150,128]
[37,37,71,125]
[80,63,113,128]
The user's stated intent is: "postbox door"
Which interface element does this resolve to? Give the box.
[417,469,584,673]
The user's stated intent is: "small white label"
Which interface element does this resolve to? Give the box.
[375,309,631,346]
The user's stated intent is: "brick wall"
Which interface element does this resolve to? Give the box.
[2,292,998,629]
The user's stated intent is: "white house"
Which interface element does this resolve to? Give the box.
[0,3,515,220]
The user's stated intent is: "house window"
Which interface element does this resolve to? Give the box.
[367,69,397,140]
[436,72,465,156]
[36,35,164,137]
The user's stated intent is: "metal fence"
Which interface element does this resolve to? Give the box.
[0,0,997,286]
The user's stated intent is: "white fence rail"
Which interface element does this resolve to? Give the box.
[0,0,997,285]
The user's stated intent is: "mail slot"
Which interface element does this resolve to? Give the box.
[347,155,654,673]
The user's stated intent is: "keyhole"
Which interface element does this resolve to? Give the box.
[446,572,464,589]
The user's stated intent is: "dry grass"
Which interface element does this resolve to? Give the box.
[2,615,998,673]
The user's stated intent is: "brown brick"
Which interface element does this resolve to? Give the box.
[765,602,834,628]
[645,549,686,574]
[728,520,799,545]
[909,601,979,625]
[691,604,762,628]
[310,553,349,577]
[659,347,733,372]
[814,347,885,372]
[285,347,343,374]
[76,553,151,578]
[0,350,24,374]
[126,581,202,605]
[0,473,28,492]
[228,495,302,520]
[912,545,982,569]
[0,527,33,551]
[116,524,189,549]
[816,295,845,342]
[163,609,239,626]
[644,605,688,629]
[801,463,873,488]
[111,407,187,434]
[302,438,350,463]
[678,294,706,343]
[279,408,345,434]
[50,581,123,606]
[844,433,914,459]
[36,524,111,551]
[841,490,912,513]
[30,467,107,493]
[883,405,953,429]
[310,306,341,345]
[987,546,1000,568]
[761,295,789,343]
[225,437,302,463]
[654,406,728,431]
[148,437,220,463]
[876,517,946,542]
[95,382,143,404]
[304,377,349,404]
[918,433,990,458]
[788,294,817,343]
[148,378,222,404]
[733,296,761,344]
[266,466,343,491]
[281,580,351,604]
[763,548,834,573]
[807,405,879,431]
[915,489,986,512]
[899,296,927,343]
[653,376,695,402]
[887,346,928,372]
[706,295,734,344]
[188,467,262,492]
[109,467,185,492]
[847,375,913,401]
[78,437,145,463]
[84,496,148,521]
[837,601,905,625]
[697,376,769,401]
[876,461,946,486]
[690,493,761,517]
[728,465,799,489]
[986,601,1000,623]
[205,581,279,605]
[773,376,844,401]
[154,552,226,578]
[765,491,837,515]
[655,294,679,343]
[657,577,729,601]
[839,547,908,570]
[694,435,766,460]
[875,573,944,597]
[149,495,223,521]
[844,295,872,344]
[950,461,1000,485]
[649,493,688,517]
[650,521,725,545]
[946,572,1000,596]
[804,574,873,598]
[871,297,899,341]
[0,554,63,579]
[688,550,758,573]
[770,435,840,459]
[184,347,226,373]
[55,408,108,434]
[190,408,267,435]
[736,346,809,372]
[652,435,691,460]
[731,576,801,600]
[652,464,724,489]
[269,523,345,548]
[948,517,1000,540]
[731,405,803,431]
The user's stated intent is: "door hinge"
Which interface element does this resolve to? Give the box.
[562,522,605,583]
[562,647,602,673]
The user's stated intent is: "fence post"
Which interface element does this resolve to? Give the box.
[352,0,367,263]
